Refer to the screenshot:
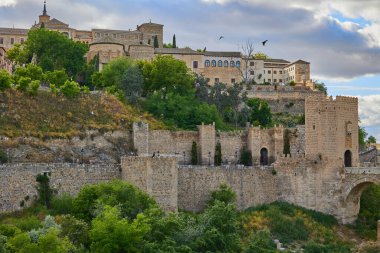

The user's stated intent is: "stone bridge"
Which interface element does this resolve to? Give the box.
[340,167,380,224]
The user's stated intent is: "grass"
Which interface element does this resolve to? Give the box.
[0,90,166,138]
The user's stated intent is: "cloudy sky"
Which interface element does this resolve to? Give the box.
[1,0,379,141]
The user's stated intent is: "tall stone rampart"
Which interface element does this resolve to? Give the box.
[0,163,120,212]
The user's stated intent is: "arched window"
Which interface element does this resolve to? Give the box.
[260,148,269,166]
[224,60,229,67]
[211,60,216,67]
[218,60,223,67]
[236,61,241,68]
[205,60,210,67]
[230,61,235,67]
[344,150,352,167]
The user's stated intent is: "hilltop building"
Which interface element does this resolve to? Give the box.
[0,1,312,87]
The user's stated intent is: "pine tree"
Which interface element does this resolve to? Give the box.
[214,142,222,166]
[154,35,159,48]
[191,141,198,165]
[172,34,177,48]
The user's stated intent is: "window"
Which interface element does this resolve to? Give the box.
[224,60,228,67]
[193,61,198,69]
[0,37,3,44]
[268,70,271,74]
[20,38,24,44]
[231,78,236,83]
[211,60,216,67]
[218,60,223,67]
[274,79,277,82]
[274,70,277,74]
[250,61,255,66]
[215,78,219,83]
[113,34,117,38]
[250,70,255,75]
[230,61,235,67]
[11,38,14,44]
[236,61,240,67]
[279,70,283,74]
[205,60,210,67]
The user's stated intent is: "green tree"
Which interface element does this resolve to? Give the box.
[13,64,43,84]
[367,135,376,145]
[356,184,380,239]
[28,80,40,96]
[240,148,252,166]
[0,70,12,91]
[209,184,236,205]
[191,141,198,165]
[9,29,88,78]
[247,98,272,127]
[6,43,29,66]
[16,77,31,91]
[253,52,269,59]
[60,215,89,247]
[96,57,134,89]
[120,65,144,105]
[359,125,368,150]
[60,80,81,98]
[172,34,177,48]
[36,174,54,209]
[153,35,159,48]
[214,142,222,166]
[90,206,150,253]
[43,70,69,87]
[283,129,291,157]
[314,81,328,95]
[72,180,157,222]
[141,55,194,98]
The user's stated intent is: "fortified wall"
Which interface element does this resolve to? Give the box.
[0,163,120,212]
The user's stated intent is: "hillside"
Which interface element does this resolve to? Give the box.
[0,90,166,139]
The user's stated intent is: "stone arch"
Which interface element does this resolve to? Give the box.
[341,177,380,224]
[260,147,269,166]
[344,150,352,167]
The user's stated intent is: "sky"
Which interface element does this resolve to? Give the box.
[1,0,379,141]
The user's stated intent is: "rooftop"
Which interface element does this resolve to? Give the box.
[155,48,202,55]
[204,51,241,58]
[0,28,29,35]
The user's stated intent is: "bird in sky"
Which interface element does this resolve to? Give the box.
[219,36,224,40]
[262,40,268,46]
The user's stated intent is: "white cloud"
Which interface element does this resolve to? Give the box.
[359,95,380,140]
[0,0,17,7]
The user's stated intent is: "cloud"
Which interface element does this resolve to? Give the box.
[0,0,17,7]
[359,95,380,140]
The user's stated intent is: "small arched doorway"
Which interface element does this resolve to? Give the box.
[344,150,352,167]
[260,148,269,166]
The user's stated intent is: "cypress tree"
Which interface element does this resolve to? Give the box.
[283,129,291,157]
[191,141,198,165]
[172,34,177,48]
[214,142,222,166]
[153,35,159,48]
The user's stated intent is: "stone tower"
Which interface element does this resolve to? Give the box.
[39,1,50,24]
[197,123,216,165]
[305,96,359,167]
[137,22,164,48]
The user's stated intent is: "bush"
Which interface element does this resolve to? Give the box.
[51,193,74,215]
[0,70,12,91]
[214,142,222,166]
[240,148,252,166]
[60,80,81,98]
[0,150,8,164]
[28,80,40,96]
[16,76,31,91]
[191,141,198,165]
[209,184,236,205]
[60,215,89,247]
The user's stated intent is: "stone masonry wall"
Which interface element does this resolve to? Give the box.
[178,165,278,212]
[0,163,120,212]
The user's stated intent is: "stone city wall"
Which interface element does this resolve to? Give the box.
[0,163,120,213]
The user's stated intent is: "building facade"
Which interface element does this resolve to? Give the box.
[0,47,13,73]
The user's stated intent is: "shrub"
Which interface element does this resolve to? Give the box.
[191,141,198,165]
[51,193,74,215]
[28,80,40,96]
[209,184,236,205]
[60,80,81,98]
[0,150,8,164]
[214,142,222,166]
[0,69,12,91]
[16,76,31,91]
[240,148,252,166]
[60,215,89,247]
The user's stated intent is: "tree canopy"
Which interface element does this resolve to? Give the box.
[7,28,88,78]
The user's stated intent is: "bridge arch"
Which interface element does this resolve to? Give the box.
[341,177,380,224]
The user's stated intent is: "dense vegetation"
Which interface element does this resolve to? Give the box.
[0,180,378,252]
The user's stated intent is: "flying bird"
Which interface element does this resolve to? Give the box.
[219,36,224,40]
[262,40,268,46]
